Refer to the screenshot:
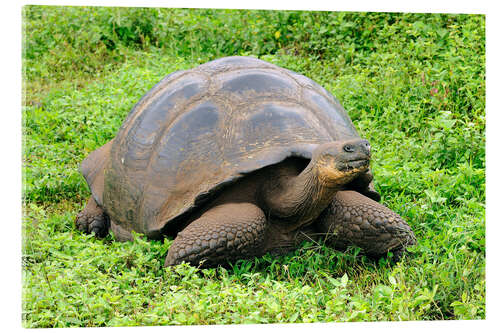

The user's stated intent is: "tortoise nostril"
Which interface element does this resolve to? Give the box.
[359,140,371,154]
[343,144,355,153]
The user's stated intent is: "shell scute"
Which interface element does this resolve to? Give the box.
[220,70,297,95]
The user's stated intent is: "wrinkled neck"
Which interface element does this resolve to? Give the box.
[262,160,341,225]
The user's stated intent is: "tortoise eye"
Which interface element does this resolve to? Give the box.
[343,144,355,153]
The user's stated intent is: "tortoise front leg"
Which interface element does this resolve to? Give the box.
[165,203,268,267]
[315,191,416,261]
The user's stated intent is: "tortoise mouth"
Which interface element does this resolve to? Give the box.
[316,157,370,188]
[337,158,370,172]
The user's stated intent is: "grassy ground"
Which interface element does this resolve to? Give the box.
[22,6,485,327]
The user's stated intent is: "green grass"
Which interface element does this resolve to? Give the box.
[22,6,485,327]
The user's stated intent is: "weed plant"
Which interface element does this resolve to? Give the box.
[22,6,485,327]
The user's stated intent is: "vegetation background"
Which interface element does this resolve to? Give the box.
[22,6,485,327]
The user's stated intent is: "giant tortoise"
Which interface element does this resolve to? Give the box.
[76,56,416,267]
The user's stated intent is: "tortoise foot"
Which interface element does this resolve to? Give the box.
[75,196,110,238]
[316,190,416,261]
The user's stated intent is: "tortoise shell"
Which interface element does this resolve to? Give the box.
[83,56,362,239]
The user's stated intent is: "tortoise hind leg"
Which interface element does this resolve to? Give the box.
[315,190,416,261]
[75,196,110,238]
[165,203,268,267]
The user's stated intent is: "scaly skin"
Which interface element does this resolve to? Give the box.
[315,190,416,260]
[164,203,267,267]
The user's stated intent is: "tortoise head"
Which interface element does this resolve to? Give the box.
[312,139,371,187]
